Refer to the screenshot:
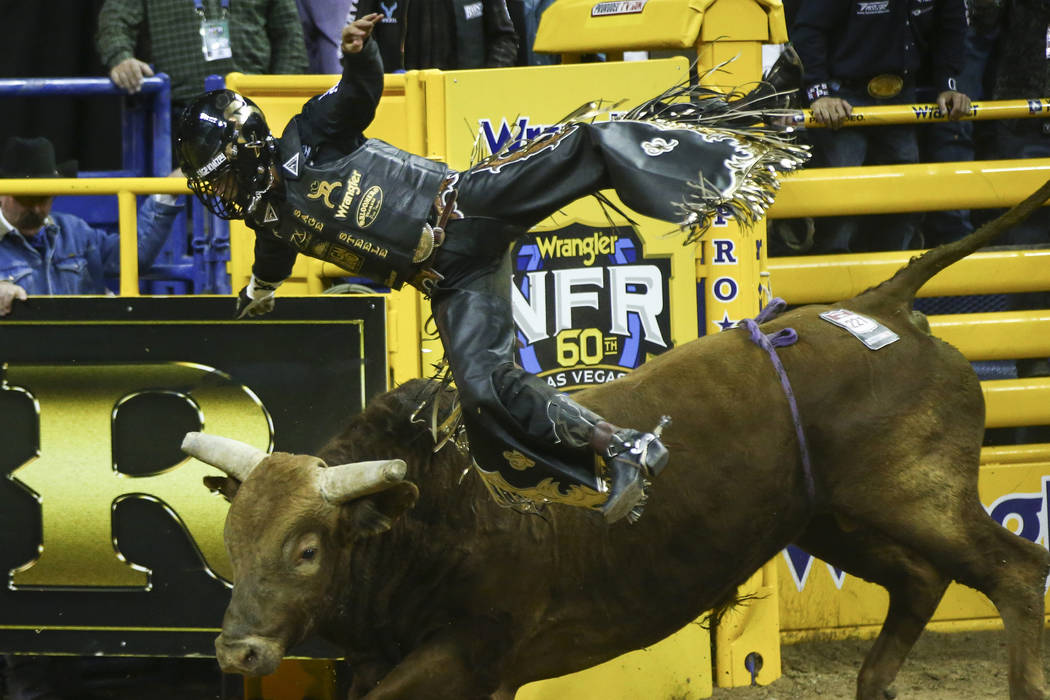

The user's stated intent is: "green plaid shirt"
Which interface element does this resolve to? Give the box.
[97,0,309,105]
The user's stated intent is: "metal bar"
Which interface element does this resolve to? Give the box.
[204,73,225,92]
[769,158,1050,218]
[768,249,1050,303]
[0,178,189,195]
[981,444,1050,465]
[982,378,1050,428]
[117,190,139,297]
[930,311,1050,361]
[224,71,407,96]
[152,73,172,175]
[126,98,147,177]
[790,97,1050,129]
[0,76,169,96]
[190,202,210,289]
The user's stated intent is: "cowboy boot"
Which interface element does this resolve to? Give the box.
[547,394,670,523]
[590,420,670,523]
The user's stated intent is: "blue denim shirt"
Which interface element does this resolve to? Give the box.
[0,196,182,295]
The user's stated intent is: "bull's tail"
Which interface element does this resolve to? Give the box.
[867,178,1050,306]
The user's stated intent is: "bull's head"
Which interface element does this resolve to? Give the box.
[182,432,418,677]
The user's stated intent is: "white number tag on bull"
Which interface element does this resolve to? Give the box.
[819,309,900,350]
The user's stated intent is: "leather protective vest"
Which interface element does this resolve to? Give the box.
[271,127,449,288]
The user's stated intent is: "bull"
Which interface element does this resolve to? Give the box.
[184,180,1050,700]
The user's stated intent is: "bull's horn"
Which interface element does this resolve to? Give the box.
[181,432,267,482]
[321,459,408,503]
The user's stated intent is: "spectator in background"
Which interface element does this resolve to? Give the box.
[96,0,308,116]
[295,0,354,73]
[0,137,182,317]
[353,0,518,71]
[792,0,971,253]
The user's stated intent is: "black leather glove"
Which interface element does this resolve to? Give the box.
[234,276,281,319]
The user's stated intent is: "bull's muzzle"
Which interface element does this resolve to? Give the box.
[215,633,283,676]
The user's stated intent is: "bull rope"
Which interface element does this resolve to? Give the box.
[740,298,816,503]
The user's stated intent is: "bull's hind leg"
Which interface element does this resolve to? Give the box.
[796,515,950,700]
[954,507,1050,700]
[843,490,1050,700]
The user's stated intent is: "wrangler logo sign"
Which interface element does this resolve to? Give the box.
[335,169,363,220]
[512,223,671,391]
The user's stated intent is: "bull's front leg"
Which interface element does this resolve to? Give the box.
[359,626,510,700]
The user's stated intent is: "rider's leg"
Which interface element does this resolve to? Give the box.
[430,250,668,522]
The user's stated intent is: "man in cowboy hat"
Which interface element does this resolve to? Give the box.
[0,136,184,316]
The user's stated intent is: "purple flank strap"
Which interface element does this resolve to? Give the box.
[754,297,788,324]
[741,311,816,504]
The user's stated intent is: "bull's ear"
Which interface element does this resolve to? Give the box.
[203,475,241,502]
[344,481,420,538]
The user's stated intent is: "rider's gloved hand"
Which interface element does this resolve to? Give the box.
[234,275,283,319]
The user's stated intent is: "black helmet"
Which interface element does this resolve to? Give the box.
[176,89,277,219]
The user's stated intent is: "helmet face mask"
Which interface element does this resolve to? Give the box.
[176,90,276,220]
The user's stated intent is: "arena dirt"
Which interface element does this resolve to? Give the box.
[711,628,1016,699]
[65,628,1022,699]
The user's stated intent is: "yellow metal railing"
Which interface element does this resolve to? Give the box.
[984,379,1050,428]
[767,248,1050,302]
[930,311,1050,361]
[769,157,1050,218]
[794,98,1050,128]
[982,443,1050,464]
[0,177,189,297]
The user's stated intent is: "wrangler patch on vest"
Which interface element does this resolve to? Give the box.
[335,170,363,220]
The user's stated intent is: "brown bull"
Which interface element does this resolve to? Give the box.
[184,180,1050,700]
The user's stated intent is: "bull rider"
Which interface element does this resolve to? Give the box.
[174,13,808,523]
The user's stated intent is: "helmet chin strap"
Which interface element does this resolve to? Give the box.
[241,133,280,216]
[245,166,279,216]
